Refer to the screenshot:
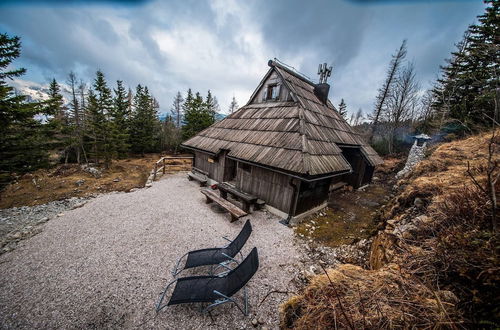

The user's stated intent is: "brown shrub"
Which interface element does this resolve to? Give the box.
[280,264,461,329]
[424,185,499,326]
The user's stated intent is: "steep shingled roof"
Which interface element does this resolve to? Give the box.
[182,60,383,176]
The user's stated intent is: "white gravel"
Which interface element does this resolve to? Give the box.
[0,172,305,329]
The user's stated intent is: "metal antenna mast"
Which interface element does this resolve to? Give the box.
[317,63,333,84]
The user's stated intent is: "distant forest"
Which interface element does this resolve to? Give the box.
[0,1,497,184]
[0,32,230,184]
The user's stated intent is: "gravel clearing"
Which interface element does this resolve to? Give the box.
[0,172,305,329]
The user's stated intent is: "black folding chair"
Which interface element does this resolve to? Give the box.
[172,220,252,277]
[156,247,259,316]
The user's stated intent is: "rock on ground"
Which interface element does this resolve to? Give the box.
[0,197,89,254]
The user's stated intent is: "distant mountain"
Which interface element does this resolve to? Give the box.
[158,112,227,122]
[10,79,71,104]
[215,113,227,121]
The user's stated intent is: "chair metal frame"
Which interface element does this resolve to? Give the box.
[155,277,249,316]
[171,232,246,277]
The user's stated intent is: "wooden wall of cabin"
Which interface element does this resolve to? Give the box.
[234,162,295,213]
[361,165,375,186]
[295,178,331,215]
[193,151,225,183]
[339,147,377,188]
[340,148,365,188]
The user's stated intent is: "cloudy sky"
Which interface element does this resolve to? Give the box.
[0,0,485,117]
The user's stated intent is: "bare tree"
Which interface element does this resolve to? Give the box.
[171,91,183,127]
[384,62,420,153]
[419,90,434,122]
[353,108,364,126]
[368,40,407,143]
[229,95,239,114]
[67,72,83,163]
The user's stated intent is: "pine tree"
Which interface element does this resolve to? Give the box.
[111,80,130,157]
[432,1,499,130]
[205,90,219,122]
[171,91,183,127]
[46,79,64,119]
[338,99,347,120]
[182,90,214,140]
[85,70,115,167]
[44,79,68,158]
[0,33,49,185]
[129,85,159,154]
[229,95,239,114]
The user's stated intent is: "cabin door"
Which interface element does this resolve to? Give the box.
[223,157,237,182]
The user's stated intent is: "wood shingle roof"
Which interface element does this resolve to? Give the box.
[182,60,383,176]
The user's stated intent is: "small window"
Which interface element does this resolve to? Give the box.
[264,84,280,101]
[239,162,251,173]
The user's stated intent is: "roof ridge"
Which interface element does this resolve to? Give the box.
[269,59,316,87]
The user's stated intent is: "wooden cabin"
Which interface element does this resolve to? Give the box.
[181,60,383,220]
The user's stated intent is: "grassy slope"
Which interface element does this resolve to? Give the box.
[281,132,499,329]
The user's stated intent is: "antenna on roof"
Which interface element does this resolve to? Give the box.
[318,63,333,84]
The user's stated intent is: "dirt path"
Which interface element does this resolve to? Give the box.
[0,173,303,329]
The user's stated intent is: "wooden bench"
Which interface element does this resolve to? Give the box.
[217,182,258,213]
[201,189,247,222]
[187,169,207,187]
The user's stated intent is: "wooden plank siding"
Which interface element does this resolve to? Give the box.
[234,163,296,214]
[193,151,225,183]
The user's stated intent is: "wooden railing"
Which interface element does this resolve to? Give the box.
[152,156,193,181]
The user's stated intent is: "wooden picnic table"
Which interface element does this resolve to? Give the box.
[217,182,258,213]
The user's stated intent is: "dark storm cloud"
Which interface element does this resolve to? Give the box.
[252,0,371,72]
[0,0,486,115]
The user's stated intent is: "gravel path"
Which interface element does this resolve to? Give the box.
[0,173,304,329]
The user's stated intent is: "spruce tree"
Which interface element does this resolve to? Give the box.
[111,80,131,157]
[205,90,219,122]
[432,1,499,130]
[129,85,159,155]
[46,79,64,119]
[182,90,215,140]
[0,33,49,184]
[44,79,69,158]
[338,99,348,120]
[85,70,115,167]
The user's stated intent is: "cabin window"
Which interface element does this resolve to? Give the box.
[239,162,251,173]
[264,84,280,101]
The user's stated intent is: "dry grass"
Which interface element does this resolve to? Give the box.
[385,132,497,218]
[0,154,192,208]
[282,131,499,329]
[280,264,460,329]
